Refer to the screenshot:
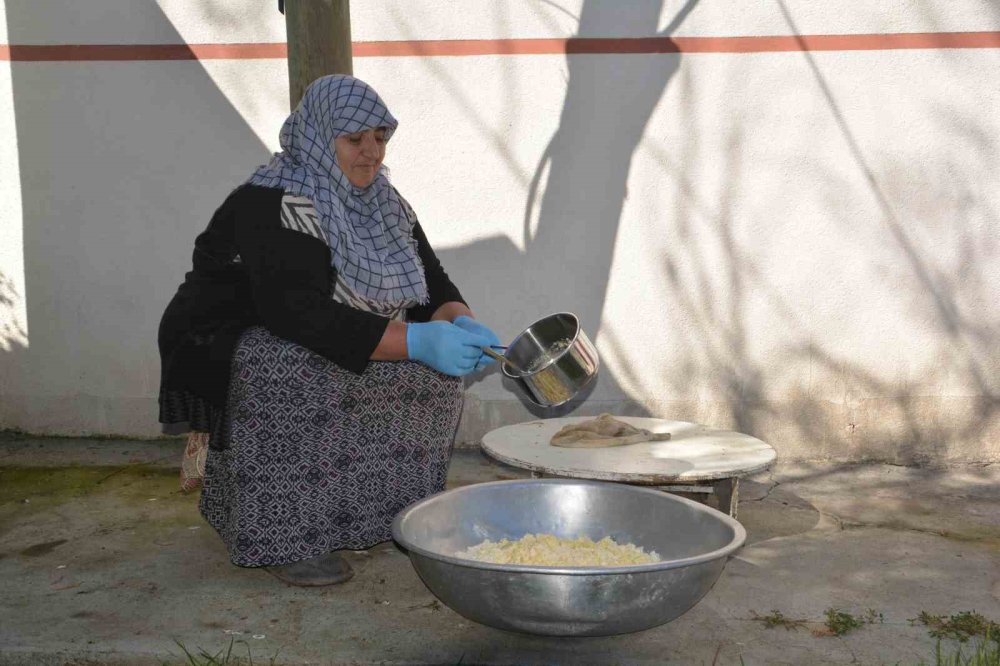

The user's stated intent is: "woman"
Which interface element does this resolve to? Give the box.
[158,75,500,586]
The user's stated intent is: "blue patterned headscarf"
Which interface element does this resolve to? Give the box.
[247,75,428,304]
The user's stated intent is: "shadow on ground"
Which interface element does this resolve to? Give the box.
[2,438,997,665]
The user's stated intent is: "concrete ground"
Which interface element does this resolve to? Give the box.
[0,434,997,666]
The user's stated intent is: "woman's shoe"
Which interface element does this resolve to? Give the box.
[264,552,354,586]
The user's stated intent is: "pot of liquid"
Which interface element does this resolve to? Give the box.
[484,312,599,408]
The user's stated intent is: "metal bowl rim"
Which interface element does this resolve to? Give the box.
[391,478,747,576]
[500,312,582,379]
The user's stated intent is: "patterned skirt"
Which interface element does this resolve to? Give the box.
[200,326,464,567]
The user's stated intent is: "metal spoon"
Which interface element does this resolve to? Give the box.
[481,346,527,375]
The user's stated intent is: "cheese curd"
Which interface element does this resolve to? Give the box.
[458,533,659,566]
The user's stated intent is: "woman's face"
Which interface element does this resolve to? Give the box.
[334,127,387,188]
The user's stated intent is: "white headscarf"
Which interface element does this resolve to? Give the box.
[247,75,428,305]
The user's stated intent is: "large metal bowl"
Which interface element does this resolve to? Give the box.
[391,479,745,636]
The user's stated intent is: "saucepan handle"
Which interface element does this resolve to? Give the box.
[481,345,525,374]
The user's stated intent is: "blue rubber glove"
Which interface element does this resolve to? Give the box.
[406,321,492,376]
[453,315,502,371]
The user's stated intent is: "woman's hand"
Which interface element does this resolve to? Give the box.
[453,315,501,370]
[406,321,492,376]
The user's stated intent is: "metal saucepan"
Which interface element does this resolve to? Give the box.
[486,312,599,407]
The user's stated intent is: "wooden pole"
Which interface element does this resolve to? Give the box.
[284,0,353,110]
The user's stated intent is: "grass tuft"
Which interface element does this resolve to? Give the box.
[922,632,1000,666]
[166,638,282,666]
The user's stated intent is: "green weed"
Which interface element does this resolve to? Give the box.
[823,607,881,637]
[749,609,808,631]
[912,611,1000,644]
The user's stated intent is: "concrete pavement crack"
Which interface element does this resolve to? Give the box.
[817,511,993,542]
[741,470,781,503]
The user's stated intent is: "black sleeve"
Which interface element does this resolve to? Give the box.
[234,187,390,374]
[407,220,467,322]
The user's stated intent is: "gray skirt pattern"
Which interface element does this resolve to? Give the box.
[200,326,464,567]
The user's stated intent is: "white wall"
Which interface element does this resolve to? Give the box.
[1,0,998,463]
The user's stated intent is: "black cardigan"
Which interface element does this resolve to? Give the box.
[158,184,465,410]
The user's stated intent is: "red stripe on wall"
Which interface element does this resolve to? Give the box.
[354,32,1000,56]
[1,32,999,62]
[0,42,288,61]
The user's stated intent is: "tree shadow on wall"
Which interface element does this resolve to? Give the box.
[430,0,701,417]
[2,1,274,433]
[773,0,999,463]
[640,0,998,464]
[0,269,28,351]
